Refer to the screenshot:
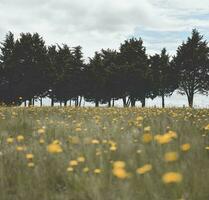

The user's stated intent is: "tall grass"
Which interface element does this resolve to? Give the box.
[0,107,209,200]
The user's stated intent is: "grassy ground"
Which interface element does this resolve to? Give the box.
[0,107,209,200]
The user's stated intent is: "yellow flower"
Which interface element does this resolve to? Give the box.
[75,127,82,132]
[154,133,173,144]
[136,164,152,175]
[204,124,209,130]
[47,143,63,153]
[91,139,100,144]
[181,143,191,152]
[7,137,14,144]
[69,160,78,166]
[52,140,61,145]
[113,167,129,179]
[142,133,153,143]
[26,153,34,160]
[136,116,143,121]
[67,167,74,172]
[16,146,26,152]
[94,168,101,174]
[110,145,117,151]
[162,172,183,184]
[144,126,151,132]
[77,156,85,163]
[83,167,89,173]
[17,135,24,142]
[164,152,178,162]
[113,161,126,169]
[27,162,35,168]
[39,138,45,144]
[37,128,45,134]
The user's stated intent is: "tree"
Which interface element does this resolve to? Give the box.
[47,44,85,106]
[149,48,178,108]
[85,52,105,107]
[0,32,22,105]
[12,33,49,106]
[119,38,150,107]
[172,29,209,107]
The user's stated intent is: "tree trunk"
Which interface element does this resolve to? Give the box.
[162,94,165,108]
[130,97,136,107]
[95,99,99,107]
[75,97,79,107]
[64,100,67,106]
[108,100,111,107]
[28,99,32,107]
[112,99,115,107]
[40,98,43,107]
[32,98,35,106]
[24,101,26,107]
[122,97,127,107]
[187,94,194,108]
[127,97,131,107]
[69,99,71,106]
[141,97,146,107]
[51,98,54,107]
[79,96,82,107]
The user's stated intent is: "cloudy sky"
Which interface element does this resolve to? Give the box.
[1,0,209,106]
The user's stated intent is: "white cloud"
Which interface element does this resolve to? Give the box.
[0,0,209,58]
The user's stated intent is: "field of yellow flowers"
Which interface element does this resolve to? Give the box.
[0,107,209,200]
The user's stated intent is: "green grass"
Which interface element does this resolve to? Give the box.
[0,107,209,200]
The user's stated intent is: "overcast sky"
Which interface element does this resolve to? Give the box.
[1,0,209,106]
[1,0,209,58]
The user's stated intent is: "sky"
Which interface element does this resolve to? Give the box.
[1,0,209,107]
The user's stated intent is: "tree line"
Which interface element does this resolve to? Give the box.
[0,29,209,108]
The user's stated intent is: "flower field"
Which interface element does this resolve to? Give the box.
[0,107,209,200]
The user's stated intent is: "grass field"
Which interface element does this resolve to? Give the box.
[0,107,209,200]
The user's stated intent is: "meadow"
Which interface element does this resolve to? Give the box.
[0,107,209,200]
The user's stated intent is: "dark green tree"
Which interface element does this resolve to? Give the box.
[149,48,178,108]
[0,32,21,105]
[119,38,150,107]
[13,33,49,106]
[172,29,209,107]
[85,52,105,107]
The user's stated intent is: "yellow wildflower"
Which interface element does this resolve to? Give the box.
[26,153,34,160]
[144,126,151,132]
[142,133,153,143]
[47,143,63,153]
[39,138,45,144]
[17,135,24,142]
[7,137,14,144]
[162,172,183,184]
[67,167,74,172]
[164,152,178,162]
[112,161,128,179]
[16,146,26,152]
[91,139,100,144]
[83,167,89,173]
[94,168,101,174]
[204,124,209,131]
[136,164,152,175]
[37,128,45,134]
[181,143,191,152]
[77,156,85,163]
[27,162,35,168]
[113,161,126,169]
[69,160,78,166]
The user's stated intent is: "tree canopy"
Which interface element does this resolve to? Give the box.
[0,29,209,107]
